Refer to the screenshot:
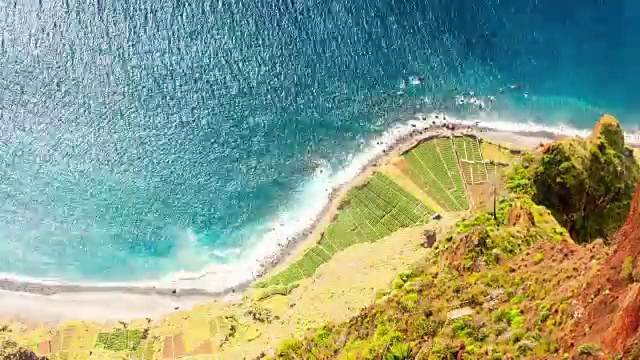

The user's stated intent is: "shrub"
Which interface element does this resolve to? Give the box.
[430,340,458,360]
[392,279,405,290]
[277,338,303,357]
[510,329,526,344]
[493,307,525,329]
[507,163,534,196]
[531,117,639,243]
[451,316,487,342]
[510,294,526,305]
[622,256,634,281]
[247,303,274,323]
[384,343,411,360]
[516,340,535,355]
[577,343,602,356]
[538,304,551,324]
[415,316,443,338]
[533,253,544,264]
[256,283,299,301]
[401,293,418,311]
[314,328,331,345]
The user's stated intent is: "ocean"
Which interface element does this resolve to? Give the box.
[0,0,638,290]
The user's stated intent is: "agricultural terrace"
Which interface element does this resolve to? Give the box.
[263,135,509,288]
[263,172,433,287]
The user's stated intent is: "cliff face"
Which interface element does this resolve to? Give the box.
[566,183,640,356]
[532,115,639,243]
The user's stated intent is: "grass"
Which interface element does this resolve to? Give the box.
[577,343,602,356]
[480,141,512,163]
[96,329,143,352]
[400,138,469,212]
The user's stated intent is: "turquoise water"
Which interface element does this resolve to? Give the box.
[0,0,638,286]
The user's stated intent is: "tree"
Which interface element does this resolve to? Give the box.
[531,115,639,243]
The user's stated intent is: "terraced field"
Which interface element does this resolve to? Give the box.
[29,316,240,360]
[264,172,433,287]
[453,136,488,185]
[399,138,468,211]
[265,135,506,288]
[485,162,499,176]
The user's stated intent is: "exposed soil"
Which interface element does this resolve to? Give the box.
[507,203,535,228]
[563,183,640,356]
[467,182,495,212]
[393,157,410,172]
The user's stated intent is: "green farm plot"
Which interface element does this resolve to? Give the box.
[265,172,432,287]
[459,161,489,184]
[459,161,473,184]
[453,136,483,162]
[402,152,457,211]
[433,138,469,206]
[400,139,469,211]
[136,340,157,360]
[209,317,231,338]
[454,136,488,184]
[467,137,484,162]
[471,163,488,183]
[485,161,508,177]
[96,329,143,353]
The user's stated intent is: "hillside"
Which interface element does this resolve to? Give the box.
[270,115,640,359]
[1,116,639,360]
[0,129,519,359]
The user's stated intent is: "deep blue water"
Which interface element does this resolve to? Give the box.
[0,0,638,284]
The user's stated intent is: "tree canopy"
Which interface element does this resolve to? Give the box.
[531,115,639,243]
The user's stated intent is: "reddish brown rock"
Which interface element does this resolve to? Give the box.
[507,203,535,228]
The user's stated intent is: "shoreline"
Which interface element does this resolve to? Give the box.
[0,113,615,321]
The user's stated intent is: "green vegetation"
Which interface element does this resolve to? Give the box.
[271,198,573,359]
[454,136,488,185]
[533,253,544,265]
[577,343,602,356]
[254,283,299,300]
[0,339,45,360]
[269,120,636,357]
[622,256,634,281]
[526,116,639,242]
[12,126,638,360]
[96,329,143,352]
[264,172,433,287]
[402,138,469,212]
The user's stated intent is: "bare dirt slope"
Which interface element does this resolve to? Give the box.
[564,183,640,357]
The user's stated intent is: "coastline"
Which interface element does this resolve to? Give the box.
[0,113,601,322]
